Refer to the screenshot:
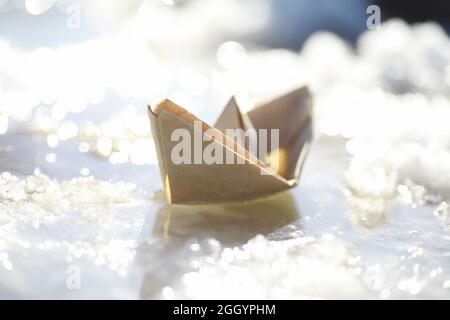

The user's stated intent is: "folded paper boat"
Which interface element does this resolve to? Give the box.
[148,86,313,205]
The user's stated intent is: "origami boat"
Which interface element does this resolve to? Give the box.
[147,86,312,204]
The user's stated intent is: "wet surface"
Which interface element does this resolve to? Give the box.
[0,4,450,299]
[1,129,449,299]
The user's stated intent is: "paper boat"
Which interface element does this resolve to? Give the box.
[147,86,312,205]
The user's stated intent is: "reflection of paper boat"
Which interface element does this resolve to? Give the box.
[147,86,313,204]
[153,192,300,245]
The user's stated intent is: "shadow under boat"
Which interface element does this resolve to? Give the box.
[137,191,300,298]
[152,190,300,246]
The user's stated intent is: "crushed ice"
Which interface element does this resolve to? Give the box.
[1,15,450,298]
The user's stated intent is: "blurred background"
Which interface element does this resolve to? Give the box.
[1,0,449,47]
[0,0,450,299]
